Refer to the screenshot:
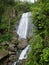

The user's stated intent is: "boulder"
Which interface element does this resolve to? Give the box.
[17,39,28,49]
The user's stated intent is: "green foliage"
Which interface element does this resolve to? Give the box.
[40,48,49,63]
[0,0,30,44]
[0,38,4,43]
[14,2,31,22]
[27,0,49,65]
[15,2,30,13]
[2,32,12,41]
[0,0,15,44]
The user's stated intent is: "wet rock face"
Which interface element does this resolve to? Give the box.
[17,39,28,49]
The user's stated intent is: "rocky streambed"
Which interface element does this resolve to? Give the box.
[0,38,29,65]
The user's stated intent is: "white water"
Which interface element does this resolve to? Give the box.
[19,0,37,3]
[17,12,32,39]
[13,45,30,65]
[19,45,30,60]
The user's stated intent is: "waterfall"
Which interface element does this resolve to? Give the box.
[17,12,32,39]
[13,45,30,65]
[19,45,30,60]
[13,12,33,65]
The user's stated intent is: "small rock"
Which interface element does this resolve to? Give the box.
[11,36,18,44]
[8,55,18,62]
[8,44,15,52]
[9,51,16,55]
[1,41,9,46]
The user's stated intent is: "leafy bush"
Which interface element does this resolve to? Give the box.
[27,0,49,65]
[2,33,12,41]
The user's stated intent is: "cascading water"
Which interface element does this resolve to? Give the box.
[13,45,30,65]
[13,12,33,65]
[17,12,32,39]
[19,45,30,60]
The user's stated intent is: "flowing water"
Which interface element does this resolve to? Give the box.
[13,12,33,65]
[19,45,30,60]
[17,12,32,39]
[13,45,30,65]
